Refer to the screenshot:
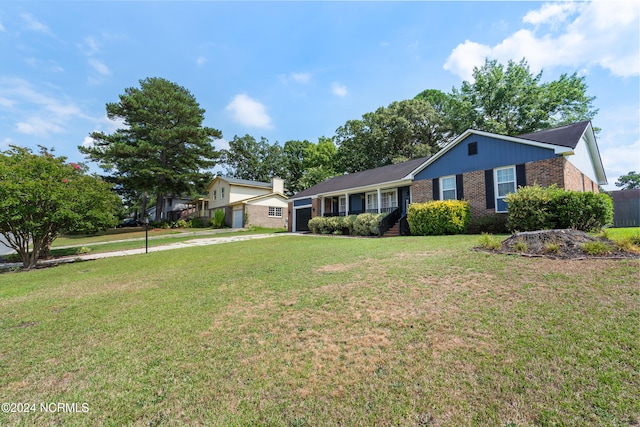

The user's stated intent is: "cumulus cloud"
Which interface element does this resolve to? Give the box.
[332,82,347,97]
[225,94,273,129]
[445,1,640,81]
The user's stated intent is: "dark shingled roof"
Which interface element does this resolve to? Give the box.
[292,156,429,199]
[517,120,590,149]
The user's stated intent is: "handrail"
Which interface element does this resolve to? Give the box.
[378,206,402,237]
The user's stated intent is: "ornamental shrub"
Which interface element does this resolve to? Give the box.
[407,200,471,236]
[307,217,325,234]
[505,185,613,232]
[211,208,225,228]
[352,213,385,236]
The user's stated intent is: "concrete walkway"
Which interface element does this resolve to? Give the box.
[1,232,299,270]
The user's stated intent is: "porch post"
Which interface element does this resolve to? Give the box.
[320,196,325,216]
[345,193,349,215]
[377,188,381,213]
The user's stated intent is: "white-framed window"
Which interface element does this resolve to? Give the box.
[440,176,456,200]
[365,192,378,212]
[380,190,397,211]
[495,166,516,212]
[268,206,282,217]
[213,190,217,200]
[339,196,347,214]
[221,187,225,199]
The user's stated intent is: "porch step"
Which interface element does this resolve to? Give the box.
[383,223,400,237]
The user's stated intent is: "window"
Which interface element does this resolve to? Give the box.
[221,187,225,199]
[213,190,217,200]
[268,206,282,217]
[495,166,516,212]
[339,196,347,214]
[365,192,378,212]
[468,142,478,156]
[380,190,397,211]
[440,176,456,200]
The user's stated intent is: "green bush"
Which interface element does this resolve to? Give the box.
[308,213,384,236]
[209,209,225,229]
[190,217,206,228]
[505,185,613,232]
[174,218,189,228]
[468,214,508,234]
[353,213,385,236]
[407,200,471,236]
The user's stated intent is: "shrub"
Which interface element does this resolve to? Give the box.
[505,185,613,232]
[210,209,225,229]
[190,217,206,228]
[352,213,385,236]
[505,184,561,232]
[342,215,358,235]
[407,200,471,236]
[76,246,92,255]
[307,217,325,234]
[174,218,189,228]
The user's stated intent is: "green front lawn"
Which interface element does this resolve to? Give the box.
[1,235,638,426]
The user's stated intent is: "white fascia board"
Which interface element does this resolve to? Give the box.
[408,129,573,178]
[582,122,608,185]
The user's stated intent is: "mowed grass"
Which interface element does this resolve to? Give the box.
[0,235,638,426]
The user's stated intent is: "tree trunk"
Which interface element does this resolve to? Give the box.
[155,193,165,223]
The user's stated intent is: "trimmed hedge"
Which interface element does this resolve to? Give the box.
[505,185,613,232]
[307,213,384,236]
[407,200,471,236]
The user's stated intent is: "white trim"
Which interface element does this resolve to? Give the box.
[440,175,456,201]
[494,165,516,213]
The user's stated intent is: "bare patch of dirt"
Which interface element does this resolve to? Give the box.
[479,229,640,260]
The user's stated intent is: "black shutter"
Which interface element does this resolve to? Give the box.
[456,174,464,200]
[516,163,527,188]
[485,169,495,209]
[432,178,439,200]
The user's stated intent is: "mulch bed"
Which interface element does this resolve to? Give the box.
[475,229,640,260]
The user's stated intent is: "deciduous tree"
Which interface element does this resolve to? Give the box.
[0,146,121,269]
[615,171,640,190]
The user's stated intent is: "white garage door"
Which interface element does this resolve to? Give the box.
[233,209,243,228]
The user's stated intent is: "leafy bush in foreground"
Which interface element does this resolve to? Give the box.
[407,200,471,236]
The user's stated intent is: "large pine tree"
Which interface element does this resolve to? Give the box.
[80,77,221,221]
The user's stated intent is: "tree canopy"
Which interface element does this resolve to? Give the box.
[448,58,598,136]
[334,99,448,173]
[0,146,121,269]
[615,171,640,190]
[80,77,221,222]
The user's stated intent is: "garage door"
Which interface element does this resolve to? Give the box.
[295,207,312,232]
[233,209,243,228]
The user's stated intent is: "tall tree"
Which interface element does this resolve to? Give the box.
[220,135,286,182]
[282,139,312,194]
[0,146,121,269]
[334,99,448,173]
[80,77,221,222]
[450,58,598,136]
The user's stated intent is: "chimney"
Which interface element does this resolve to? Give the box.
[271,177,284,194]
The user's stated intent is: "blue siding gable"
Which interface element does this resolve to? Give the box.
[414,134,556,181]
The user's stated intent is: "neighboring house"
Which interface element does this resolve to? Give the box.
[205,177,289,229]
[163,195,197,221]
[288,121,607,233]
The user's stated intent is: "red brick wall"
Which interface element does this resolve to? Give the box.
[525,157,565,188]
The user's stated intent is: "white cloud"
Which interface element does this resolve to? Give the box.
[0,22,5,32]
[89,58,110,75]
[16,117,65,136]
[225,94,273,129]
[332,82,347,97]
[20,13,50,33]
[445,1,640,81]
[81,36,101,55]
[291,72,311,84]
[215,138,230,151]
[196,56,207,66]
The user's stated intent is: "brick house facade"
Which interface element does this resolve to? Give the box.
[288,121,607,233]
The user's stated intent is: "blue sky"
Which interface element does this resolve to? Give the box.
[0,1,638,190]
